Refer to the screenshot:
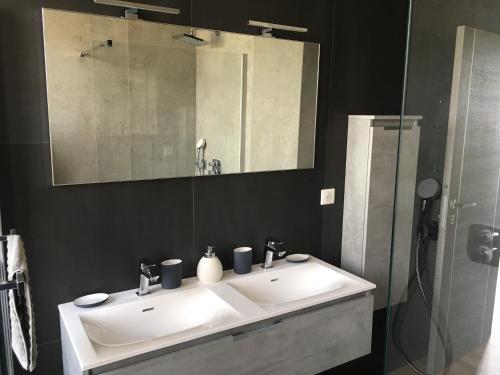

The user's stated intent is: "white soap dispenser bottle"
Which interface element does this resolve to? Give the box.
[197,245,223,283]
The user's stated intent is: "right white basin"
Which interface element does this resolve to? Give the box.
[227,262,346,308]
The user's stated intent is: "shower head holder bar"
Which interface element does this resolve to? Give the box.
[80,39,113,58]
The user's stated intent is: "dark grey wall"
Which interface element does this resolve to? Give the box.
[321,2,408,374]
[0,1,407,374]
[321,0,408,266]
[0,1,331,374]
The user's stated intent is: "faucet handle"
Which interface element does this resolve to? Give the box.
[265,237,284,246]
[139,259,157,276]
[140,262,156,270]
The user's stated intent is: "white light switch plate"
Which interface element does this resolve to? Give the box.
[321,188,335,205]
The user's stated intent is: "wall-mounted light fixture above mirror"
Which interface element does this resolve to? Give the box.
[94,0,181,16]
[42,9,320,185]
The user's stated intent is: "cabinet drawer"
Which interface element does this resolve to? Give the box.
[97,295,373,375]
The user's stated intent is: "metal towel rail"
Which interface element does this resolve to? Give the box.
[0,230,24,295]
[0,228,20,375]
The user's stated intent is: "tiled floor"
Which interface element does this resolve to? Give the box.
[436,282,500,375]
[390,278,500,375]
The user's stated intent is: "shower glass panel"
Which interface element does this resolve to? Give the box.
[386,1,500,375]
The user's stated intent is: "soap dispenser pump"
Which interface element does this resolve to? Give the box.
[197,245,223,283]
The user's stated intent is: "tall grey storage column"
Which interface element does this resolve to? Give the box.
[341,115,421,310]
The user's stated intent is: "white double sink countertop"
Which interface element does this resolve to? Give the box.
[59,256,376,371]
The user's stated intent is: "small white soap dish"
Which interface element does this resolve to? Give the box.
[73,293,109,308]
[286,254,310,263]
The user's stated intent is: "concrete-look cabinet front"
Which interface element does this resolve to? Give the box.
[89,295,373,375]
[342,115,421,311]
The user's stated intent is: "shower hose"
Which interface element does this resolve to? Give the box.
[391,210,451,375]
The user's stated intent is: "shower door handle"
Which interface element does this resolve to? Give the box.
[448,199,477,224]
[450,199,477,210]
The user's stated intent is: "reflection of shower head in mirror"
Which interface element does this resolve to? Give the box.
[196,138,206,150]
[173,29,209,46]
[195,138,207,175]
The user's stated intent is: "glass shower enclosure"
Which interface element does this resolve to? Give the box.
[386,0,500,374]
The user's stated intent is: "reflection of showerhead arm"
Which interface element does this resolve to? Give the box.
[80,40,113,58]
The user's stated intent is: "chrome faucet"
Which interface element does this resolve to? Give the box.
[261,237,286,269]
[137,261,159,296]
[208,159,222,175]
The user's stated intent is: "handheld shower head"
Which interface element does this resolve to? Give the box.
[196,138,207,150]
[416,178,441,240]
[416,177,441,219]
[417,178,441,200]
[195,138,207,175]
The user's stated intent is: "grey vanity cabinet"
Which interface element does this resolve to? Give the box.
[92,295,373,375]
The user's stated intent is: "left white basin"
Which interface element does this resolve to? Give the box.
[80,286,241,347]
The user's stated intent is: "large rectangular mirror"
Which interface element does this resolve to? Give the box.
[42,9,320,185]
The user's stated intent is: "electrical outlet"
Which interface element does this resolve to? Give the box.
[321,188,335,205]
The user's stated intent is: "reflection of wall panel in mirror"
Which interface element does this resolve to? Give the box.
[43,9,196,184]
[127,19,196,181]
[249,38,303,172]
[195,29,255,176]
[195,50,246,175]
[298,43,320,169]
[43,10,100,185]
[42,9,320,185]
[94,38,131,182]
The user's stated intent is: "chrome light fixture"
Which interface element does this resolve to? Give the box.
[94,0,180,17]
[248,20,308,37]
